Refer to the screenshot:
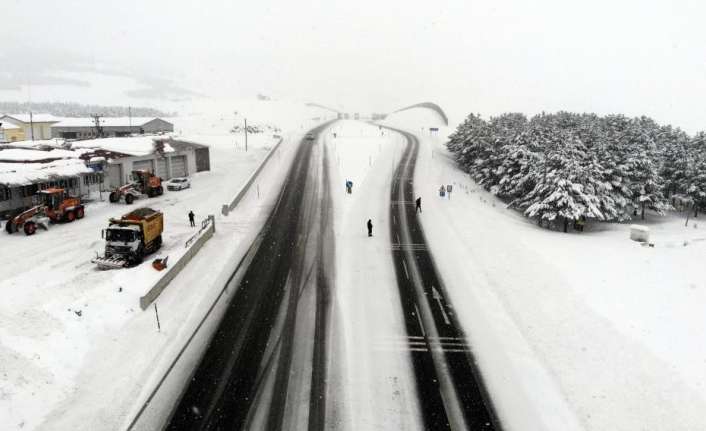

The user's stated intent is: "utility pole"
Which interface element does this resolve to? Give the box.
[91,114,104,138]
[244,118,248,152]
[28,80,34,141]
[29,111,34,141]
[128,106,132,129]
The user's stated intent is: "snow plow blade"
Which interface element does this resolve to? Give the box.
[92,256,128,270]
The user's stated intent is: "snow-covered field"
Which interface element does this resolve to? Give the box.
[5,107,703,430]
[0,102,328,430]
[385,109,706,430]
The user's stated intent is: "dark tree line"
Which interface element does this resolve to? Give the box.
[0,101,173,118]
[446,112,706,230]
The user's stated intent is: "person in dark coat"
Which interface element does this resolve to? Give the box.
[416,197,422,213]
[188,210,195,227]
[367,219,373,237]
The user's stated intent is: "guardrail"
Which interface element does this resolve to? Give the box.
[222,137,284,216]
[139,215,216,310]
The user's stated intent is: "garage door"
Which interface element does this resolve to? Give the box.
[133,159,154,174]
[195,148,210,172]
[107,164,122,188]
[170,155,187,178]
[156,158,168,179]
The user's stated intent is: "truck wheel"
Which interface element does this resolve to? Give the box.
[109,192,119,203]
[147,189,155,198]
[156,186,163,196]
[76,207,85,219]
[125,194,135,205]
[66,211,76,222]
[24,222,36,236]
[154,235,163,251]
[5,221,16,234]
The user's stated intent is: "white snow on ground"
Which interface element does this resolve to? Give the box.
[323,121,424,430]
[0,102,330,430]
[385,109,706,430]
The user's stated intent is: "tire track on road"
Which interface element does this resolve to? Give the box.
[386,126,500,431]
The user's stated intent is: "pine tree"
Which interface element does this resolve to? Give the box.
[516,132,604,231]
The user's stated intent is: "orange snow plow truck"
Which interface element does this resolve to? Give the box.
[109,170,163,204]
[5,188,85,235]
[92,207,164,269]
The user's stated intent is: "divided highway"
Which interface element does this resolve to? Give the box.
[387,127,500,430]
[163,122,499,431]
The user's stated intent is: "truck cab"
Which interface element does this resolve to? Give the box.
[104,224,143,264]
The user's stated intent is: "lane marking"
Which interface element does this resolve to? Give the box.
[391,243,426,251]
[402,259,409,280]
[432,285,451,325]
[414,304,425,337]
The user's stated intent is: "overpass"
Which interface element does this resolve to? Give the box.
[388,102,449,126]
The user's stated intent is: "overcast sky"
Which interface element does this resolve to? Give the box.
[2,0,706,130]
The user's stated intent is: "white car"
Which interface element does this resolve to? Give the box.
[167,177,191,191]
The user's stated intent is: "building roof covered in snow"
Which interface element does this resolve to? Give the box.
[70,136,175,157]
[0,148,87,163]
[2,139,67,150]
[0,113,61,124]
[0,122,22,130]
[52,117,170,128]
[0,158,92,186]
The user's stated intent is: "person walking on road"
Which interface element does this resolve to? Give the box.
[188,210,195,227]
[367,219,373,237]
[416,197,422,213]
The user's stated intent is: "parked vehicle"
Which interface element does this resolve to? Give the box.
[92,207,164,269]
[305,133,315,140]
[109,170,164,204]
[167,177,191,191]
[5,188,85,236]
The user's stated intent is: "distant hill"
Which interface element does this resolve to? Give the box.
[0,101,175,118]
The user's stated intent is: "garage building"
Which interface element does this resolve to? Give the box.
[51,117,174,139]
[72,136,210,189]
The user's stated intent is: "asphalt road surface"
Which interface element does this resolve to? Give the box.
[167,124,335,431]
[387,126,500,430]
[166,123,498,431]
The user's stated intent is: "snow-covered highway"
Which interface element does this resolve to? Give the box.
[158,120,499,430]
[166,123,336,429]
[387,127,496,430]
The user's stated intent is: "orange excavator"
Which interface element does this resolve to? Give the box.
[5,188,85,235]
[109,170,164,204]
